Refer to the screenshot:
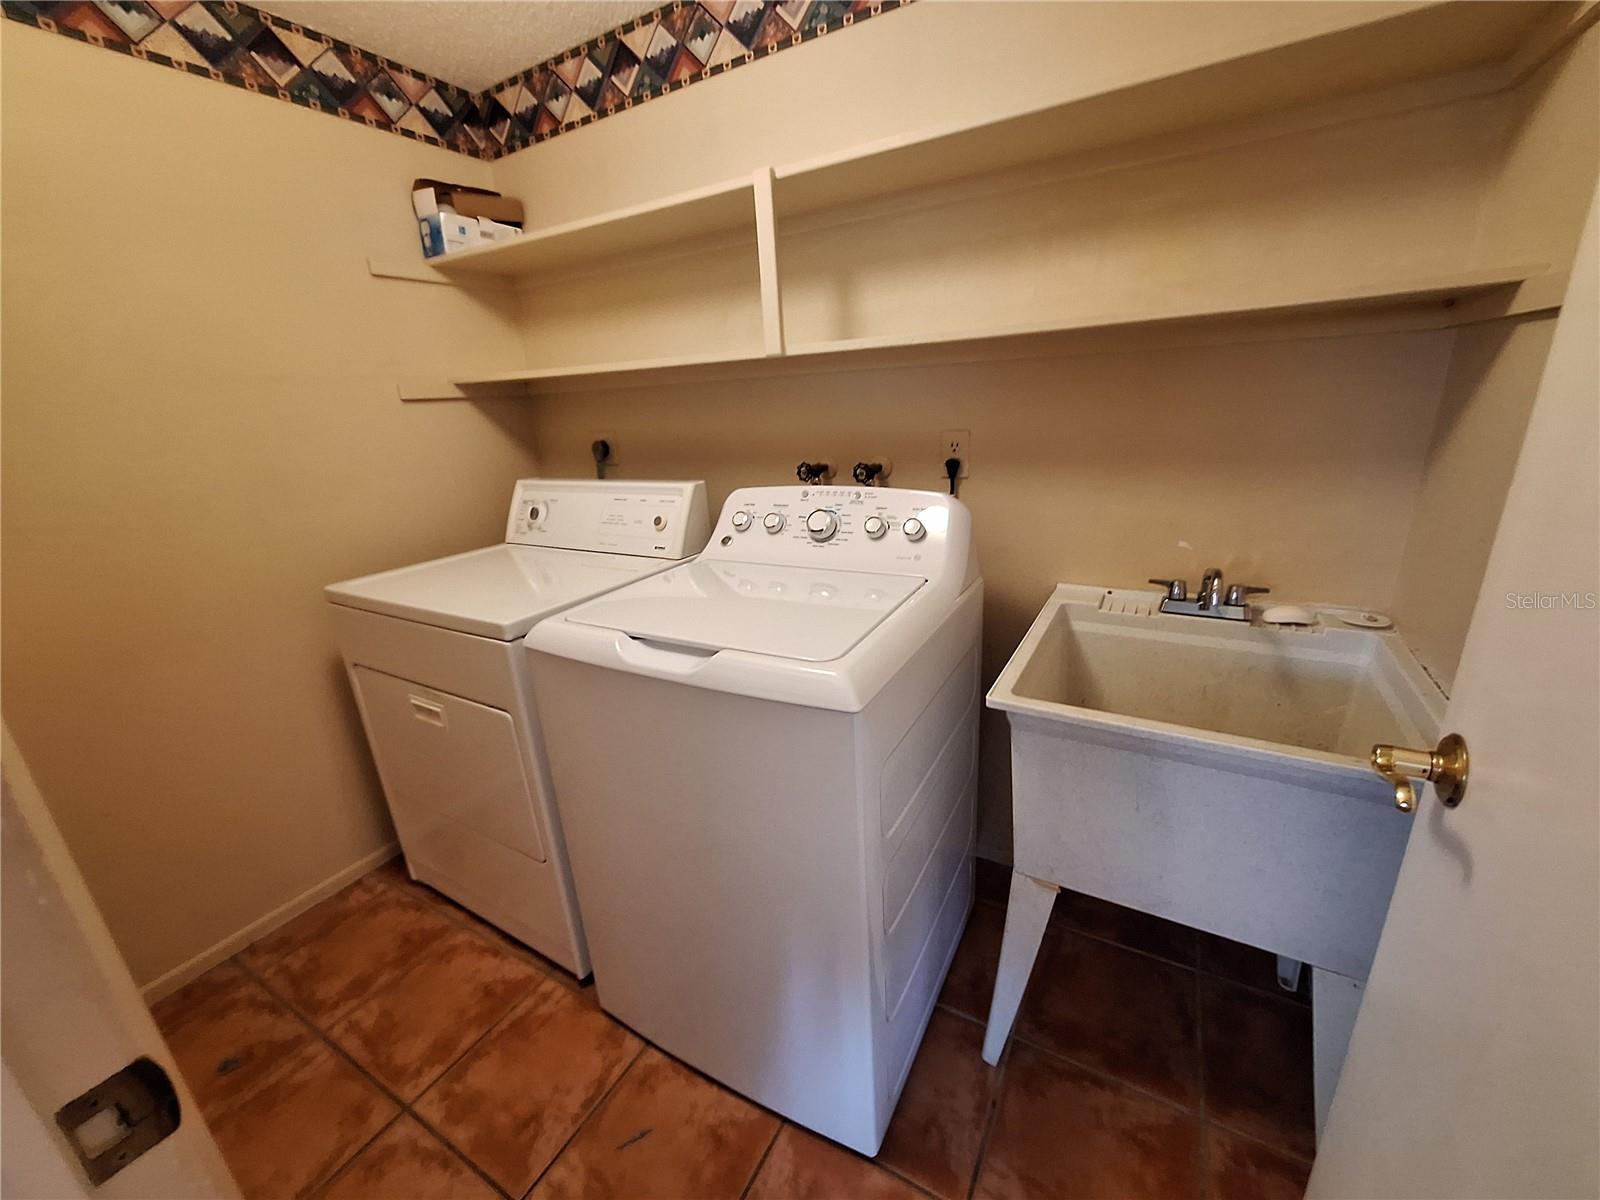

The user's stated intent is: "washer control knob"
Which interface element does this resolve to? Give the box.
[805,509,840,542]
[903,516,927,542]
[763,512,786,534]
[731,511,753,532]
[863,515,887,539]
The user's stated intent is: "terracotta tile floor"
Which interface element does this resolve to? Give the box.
[151,857,1314,1199]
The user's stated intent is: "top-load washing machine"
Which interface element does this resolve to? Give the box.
[526,484,982,1153]
[325,479,709,976]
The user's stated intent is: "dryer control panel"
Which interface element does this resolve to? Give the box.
[506,479,710,559]
[707,486,974,584]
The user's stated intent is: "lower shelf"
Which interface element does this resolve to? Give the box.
[407,264,1557,400]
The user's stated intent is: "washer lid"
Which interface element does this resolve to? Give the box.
[325,544,669,640]
[563,560,926,662]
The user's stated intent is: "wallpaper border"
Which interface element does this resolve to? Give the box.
[1,0,909,162]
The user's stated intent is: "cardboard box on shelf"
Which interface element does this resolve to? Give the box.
[418,211,480,258]
[450,193,524,226]
[412,179,524,228]
[476,217,522,243]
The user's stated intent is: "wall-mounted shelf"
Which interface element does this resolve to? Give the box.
[380,0,1584,401]
[417,264,1552,399]
[389,176,755,282]
[771,2,1556,221]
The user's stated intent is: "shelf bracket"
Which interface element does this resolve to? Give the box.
[754,167,786,357]
[396,378,528,402]
[367,254,460,286]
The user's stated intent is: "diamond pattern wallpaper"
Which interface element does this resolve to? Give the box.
[1,0,908,160]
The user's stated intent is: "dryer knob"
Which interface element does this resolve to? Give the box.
[903,516,927,542]
[863,515,887,539]
[806,509,840,542]
[763,512,786,533]
[731,511,753,532]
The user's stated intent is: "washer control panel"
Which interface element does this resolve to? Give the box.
[506,479,709,559]
[709,485,963,578]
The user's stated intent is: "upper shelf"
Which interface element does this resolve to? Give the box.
[376,3,1558,286]
[425,176,754,279]
[772,2,1558,218]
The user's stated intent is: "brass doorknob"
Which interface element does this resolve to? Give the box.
[1371,733,1469,812]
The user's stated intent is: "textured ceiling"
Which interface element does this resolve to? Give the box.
[254,1,661,91]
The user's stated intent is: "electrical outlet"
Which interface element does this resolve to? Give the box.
[940,429,970,478]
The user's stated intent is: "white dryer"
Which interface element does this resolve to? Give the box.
[526,485,981,1153]
[325,479,709,977]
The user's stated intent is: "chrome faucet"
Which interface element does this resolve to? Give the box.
[1148,569,1268,621]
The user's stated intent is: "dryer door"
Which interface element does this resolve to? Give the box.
[349,666,547,863]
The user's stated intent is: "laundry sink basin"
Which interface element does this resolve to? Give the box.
[988,583,1445,979]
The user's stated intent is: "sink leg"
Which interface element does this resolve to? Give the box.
[982,871,1059,1065]
[1276,955,1304,993]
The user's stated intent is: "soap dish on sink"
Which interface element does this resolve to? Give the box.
[1338,610,1394,629]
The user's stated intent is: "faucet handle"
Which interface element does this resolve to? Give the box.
[1225,584,1269,607]
[1149,578,1188,601]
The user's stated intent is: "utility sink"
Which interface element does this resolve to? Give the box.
[987,583,1445,980]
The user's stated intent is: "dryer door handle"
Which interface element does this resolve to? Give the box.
[408,695,447,727]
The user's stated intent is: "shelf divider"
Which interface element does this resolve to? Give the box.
[754,166,786,357]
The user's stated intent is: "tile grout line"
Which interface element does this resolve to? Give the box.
[403,976,553,1107]
[518,1042,650,1199]
[179,871,571,1200]
[974,896,1312,1007]
[1203,1118,1318,1169]
[231,957,422,1195]
[1006,1019,1202,1121]
[961,926,1024,1200]
[737,1121,785,1200]
[872,1144,945,1199]
[939,987,1316,1169]
[396,984,563,1200]
[253,957,548,1197]
[306,1108,408,1200]
[367,861,567,982]
[944,916,1213,1126]
[236,933,543,1200]
[403,1108,519,1200]
[964,1026,1012,1200]
[877,1158,945,1198]
[1011,999,1318,1165]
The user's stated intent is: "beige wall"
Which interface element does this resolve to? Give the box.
[1391,316,1556,693]
[1391,33,1597,694]
[1,27,543,988]
[516,331,1456,856]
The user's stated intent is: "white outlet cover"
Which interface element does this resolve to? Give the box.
[940,429,971,478]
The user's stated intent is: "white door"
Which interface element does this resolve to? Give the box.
[1309,196,1599,1196]
[1,725,239,1199]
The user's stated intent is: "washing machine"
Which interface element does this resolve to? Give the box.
[525,484,981,1153]
[325,479,709,976]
